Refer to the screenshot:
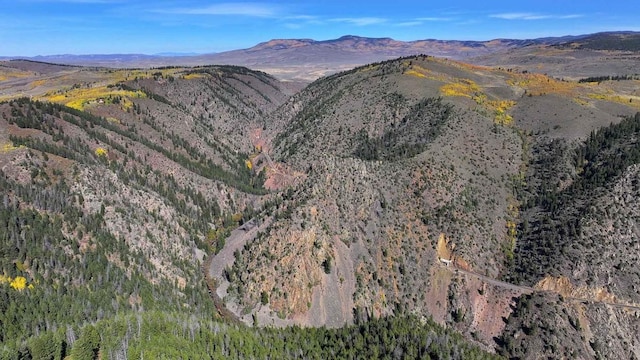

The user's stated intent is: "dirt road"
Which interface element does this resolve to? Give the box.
[446,263,640,311]
[208,219,263,300]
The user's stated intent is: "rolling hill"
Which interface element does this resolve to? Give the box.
[1,43,640,358]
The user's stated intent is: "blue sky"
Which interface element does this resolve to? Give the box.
[1,0,639,56]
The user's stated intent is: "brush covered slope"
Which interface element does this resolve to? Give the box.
[220,55,640,357]
[0,61,502,359]
[2,52,640,359]
[502,112,640,359]
[226,57,521,332]
[0,63,502,359]
[0,64,290,347]
[225,57,525,333]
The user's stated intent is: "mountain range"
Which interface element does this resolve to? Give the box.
[1,31,640,358]
[3,31,639,81]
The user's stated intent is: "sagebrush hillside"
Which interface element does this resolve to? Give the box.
[0,64,291,348]
[2,51,640,359]
[220,55,640,355]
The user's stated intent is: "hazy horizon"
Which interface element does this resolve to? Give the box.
[3,30,639,59]
[3,0,639,57]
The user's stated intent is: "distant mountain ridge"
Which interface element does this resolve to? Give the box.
[2,31,639,81]
[251,34,533,51]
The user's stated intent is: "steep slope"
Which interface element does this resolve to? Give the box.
[498,290,640,359]
[0,60,506,359]
[4,53,640,358]
[222,56,526,343]
[499,112,640,358]
[220,55,640,356]
[0,65,291,346]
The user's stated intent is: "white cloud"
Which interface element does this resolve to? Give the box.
[279,15,323,29]
[490,13,545,20]
[284,15,318,21]
[417,17,453,22]
[284,23,302,29]
[161,3,278,17]
[396,21,423,27]
[558,14,584,19]
[330,17,387,26]
[490,12,583,20]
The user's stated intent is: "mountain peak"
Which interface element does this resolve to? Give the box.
[336,35,372,40]
[251,38,316,51]
[333,35,395,42]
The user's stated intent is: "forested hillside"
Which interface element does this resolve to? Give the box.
[513,112,640,292]
[226,56,525,341]
[1,310,499,359]
[0,64,289,352]
[2,54,640,358]
[221,55,640,357]
[498,112,640,358]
